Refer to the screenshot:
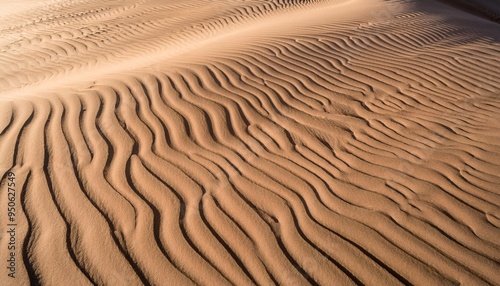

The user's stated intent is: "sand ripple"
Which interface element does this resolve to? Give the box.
[1,0,499,285]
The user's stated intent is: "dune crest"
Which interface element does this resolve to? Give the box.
[1,0,499,285]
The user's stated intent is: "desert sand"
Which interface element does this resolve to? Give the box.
[0,0,499,285]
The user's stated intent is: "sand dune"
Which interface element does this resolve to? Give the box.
[1,0,499,285]
[438,0,500,23]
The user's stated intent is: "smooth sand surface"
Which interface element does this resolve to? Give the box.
[1,0,499,285]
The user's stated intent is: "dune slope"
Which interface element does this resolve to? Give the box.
[1,0,499,285]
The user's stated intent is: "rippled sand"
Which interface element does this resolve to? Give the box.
[1,0,499,285]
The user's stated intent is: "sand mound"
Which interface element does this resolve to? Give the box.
[1,0,499,285]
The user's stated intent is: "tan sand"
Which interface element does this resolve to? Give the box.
[1,0,499,285]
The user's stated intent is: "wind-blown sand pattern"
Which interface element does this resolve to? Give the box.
[1,0,499,285]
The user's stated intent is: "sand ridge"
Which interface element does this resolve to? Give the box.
[1,0,499,285]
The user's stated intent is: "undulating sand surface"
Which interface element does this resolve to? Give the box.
[1,0,499,285]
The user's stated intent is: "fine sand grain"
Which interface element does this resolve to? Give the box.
[1,0,499,285]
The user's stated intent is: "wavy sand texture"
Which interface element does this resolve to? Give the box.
[1,0,499,285]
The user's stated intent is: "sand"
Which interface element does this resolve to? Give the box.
[1,0,499,285]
